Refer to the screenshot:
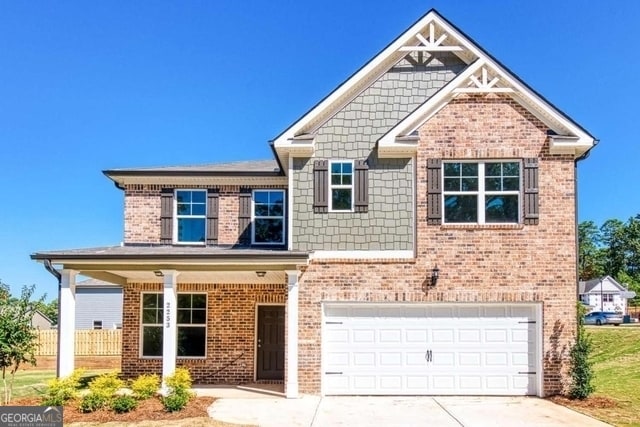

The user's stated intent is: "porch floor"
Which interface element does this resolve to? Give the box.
[193,383,285,398]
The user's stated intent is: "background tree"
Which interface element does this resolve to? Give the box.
[36,299,58,325]
[0,281,44,404]
[579,215,640,307]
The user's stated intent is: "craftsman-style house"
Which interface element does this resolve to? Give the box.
[32,9,595,397]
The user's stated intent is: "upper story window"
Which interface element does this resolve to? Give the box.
[330,161,353,211]
[252,190,285,244]
[175,190,206,243]
[443,161,520,224]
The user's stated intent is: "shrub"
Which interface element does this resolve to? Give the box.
[164,367,192,392]
[79,392,107,413]
[568,302,595,399]
[130,374,160,399]
[89,371,125,398]
[110,395,138,413]
[41,369,86,406]
[162,389,191,412]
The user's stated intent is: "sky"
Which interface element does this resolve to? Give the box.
[1,0,638,299]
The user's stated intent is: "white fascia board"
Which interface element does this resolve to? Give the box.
[111,175,288,187]
[273,11,445,150]
[310,250,414,260]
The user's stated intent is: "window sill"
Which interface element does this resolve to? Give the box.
[440,223,525,230]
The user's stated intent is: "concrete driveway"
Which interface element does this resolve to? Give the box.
[206,393,611,427]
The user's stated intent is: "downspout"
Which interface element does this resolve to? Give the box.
[574,140,599,318]
[43,259,62,378]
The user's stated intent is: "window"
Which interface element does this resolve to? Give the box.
[141,293,207,358]
[253,190,285,244]
[175,190,206,243]
[443,161,520,224]
[93,320,103,330]
[330,161,353,211]
[603,294,614,302]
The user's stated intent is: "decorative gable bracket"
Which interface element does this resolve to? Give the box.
[398,23,463,52]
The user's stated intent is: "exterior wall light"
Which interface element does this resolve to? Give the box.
[256,271,267,278]
[430,265,440,287]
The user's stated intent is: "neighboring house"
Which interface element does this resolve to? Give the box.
[75,278,123,330]
[31,309,54,330]
[31,9,595,398]
[579,276,628,314]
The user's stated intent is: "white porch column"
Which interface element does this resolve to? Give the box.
[285,270,300,398]
[160,270,179,391]
[58,269,77,377]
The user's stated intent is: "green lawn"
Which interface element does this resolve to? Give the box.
[5,369,113,401]
[577,326,640,427]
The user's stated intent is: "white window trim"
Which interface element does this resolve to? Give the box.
[139,292,208,360]
[173,189,207,245]
[251,189,286,245]
[329,160,354,212]
[442,160,521,225]
[92,320,103,330]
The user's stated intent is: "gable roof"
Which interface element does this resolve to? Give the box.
[579,276,626,294]
[272,9,595,164]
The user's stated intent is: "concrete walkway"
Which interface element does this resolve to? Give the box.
[200,388,611,427]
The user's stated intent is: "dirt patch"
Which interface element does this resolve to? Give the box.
[11,396,216,424]
[549,395,619,409]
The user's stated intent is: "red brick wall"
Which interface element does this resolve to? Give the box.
[121,282,285,384]
[296,95,577,396]
[123,184,286,245]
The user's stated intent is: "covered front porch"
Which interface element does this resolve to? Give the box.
[31,246,309,398]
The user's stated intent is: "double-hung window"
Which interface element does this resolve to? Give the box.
[141,293,207,358]
[330,161,353,211]
[443,161,520,224]
[175,190,206,243]
[252,190,285,244]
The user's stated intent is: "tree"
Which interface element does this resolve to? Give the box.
[578,220,604,280]
[37,299,58,325]
[0,282,44,404]
[568,302,594,399]
[600,219,627,278]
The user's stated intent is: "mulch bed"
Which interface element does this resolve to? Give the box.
[549,395,618,409]
[11,396,216,424]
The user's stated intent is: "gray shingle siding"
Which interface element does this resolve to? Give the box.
[292,52,466,251]
[75,287,123,329]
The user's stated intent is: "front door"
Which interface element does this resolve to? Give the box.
[257,305,285,380]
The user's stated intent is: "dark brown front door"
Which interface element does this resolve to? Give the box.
[257,305,285,380]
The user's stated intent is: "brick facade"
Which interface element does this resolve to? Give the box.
[294,94,577,396]
[123,184,286,245]
[121,282,285,384]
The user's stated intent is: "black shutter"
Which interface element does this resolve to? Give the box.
[523,158,539,225]
[160,188,174,244]
[426,159,442,225]
[313,160,328,213]
[206,189,219,245]
[238,188,252,245]
[354,159,369,213]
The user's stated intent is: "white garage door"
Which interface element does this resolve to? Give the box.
[323,304,539,396]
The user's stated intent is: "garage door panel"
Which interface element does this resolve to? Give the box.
[323,304,538,396]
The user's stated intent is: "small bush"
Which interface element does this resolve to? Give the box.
[89,371,125,398]
[162,389,191,412]
[569,302,595,399]
[41,369,86,406]
[130,374,160,399]
[79,392,107,413]
[110,395,138,413]
[164,367,192,391]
